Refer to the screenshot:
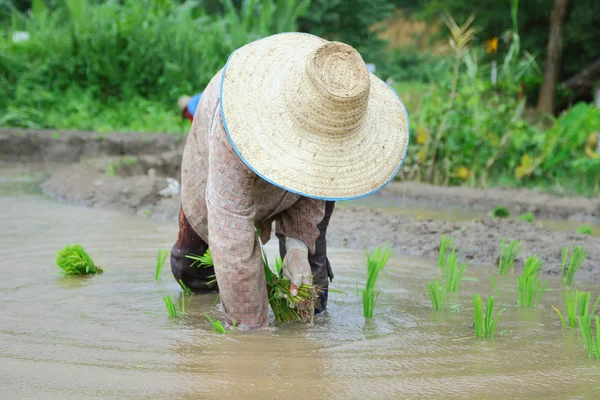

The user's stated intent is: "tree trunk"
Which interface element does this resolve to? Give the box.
[537,0,570,114]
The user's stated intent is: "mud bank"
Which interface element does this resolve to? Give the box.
[3,128,600,278]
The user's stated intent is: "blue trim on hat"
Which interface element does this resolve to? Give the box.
[218,34,410,202]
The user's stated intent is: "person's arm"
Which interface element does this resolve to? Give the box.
[205,107,269,330]
[276,196,326,294]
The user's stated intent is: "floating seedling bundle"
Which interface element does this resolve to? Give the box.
[56,244,103,275]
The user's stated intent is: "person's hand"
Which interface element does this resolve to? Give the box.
[282,238,312,296]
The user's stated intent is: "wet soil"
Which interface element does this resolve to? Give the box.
[3,128,600,279]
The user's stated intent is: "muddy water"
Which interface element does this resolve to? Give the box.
[1,180,600,399]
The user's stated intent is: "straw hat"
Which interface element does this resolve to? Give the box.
[220,32,409,200]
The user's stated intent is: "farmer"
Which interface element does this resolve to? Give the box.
[170,33,409,330]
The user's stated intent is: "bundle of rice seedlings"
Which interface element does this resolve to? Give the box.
[442,251,467,292]
[517,212,535,223]
[517,255,547,308]
[189,243,320,323]
[553,290,600,329]
[204,313,236,334]
[489,206,511,219]
[362,245,391,318]
[498,238,522,275]
[155,249,168,280]
[578,315,600,359]
[577,226,593,235]
[56,244,103,275]
[560,246,587,286]
[438,235,455,268]
[426,280,446,310]
[163,292,186,318]
[473,294,505,338]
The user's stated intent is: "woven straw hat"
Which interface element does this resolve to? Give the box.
[220,32,409,200]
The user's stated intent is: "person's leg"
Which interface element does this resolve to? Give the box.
[171,207,218,293]
[279,200,335,313]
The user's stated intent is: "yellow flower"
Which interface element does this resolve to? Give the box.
[454,166,470,180]
[486,36,498,54]
[515,154,534,179]
[416,128,428,145]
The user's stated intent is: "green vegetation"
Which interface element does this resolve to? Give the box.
[517,255,547,308]
[577,226,593,236]
[163,292,186,318]
[178,279,193,296]
[442,251,467,292]
[552,290,599,329]
[155,249,168,280]
[578,316,600,359]
[490,206,511,219]
[186,249,216,286]
[426,280,446,310]
[560,246,587,286]
[437,235,454,268]
[517,212,535,223]
[362,245,391,318]
[473,294,505,338]
[56,244,102,275]
[498,239,522,275]
[204,313,236,334]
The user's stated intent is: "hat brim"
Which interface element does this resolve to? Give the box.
[220,32,410,201]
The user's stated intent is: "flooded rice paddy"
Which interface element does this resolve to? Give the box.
[1,168,599,399]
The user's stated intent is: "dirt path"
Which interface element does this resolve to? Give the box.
[3,128,600,279]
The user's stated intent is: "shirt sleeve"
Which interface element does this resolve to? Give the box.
[275,196,326,255]
[205,105,269,330]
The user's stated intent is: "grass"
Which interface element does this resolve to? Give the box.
[490,206,511,219]
[442,251,467,292]
[438,235,455,268]
[473,294,505,338]
[56,244,103,275]
[578,316,600,359]
[553,290,600,329]
[155,249,168,280]
[426,280,446,310]
[517,255,547,308]
[577,226,593,235]
[163,292,187,318]
[362,245,392,318]
[560,245,587,286]
[204,313,236,334]
[517,212,535,223]
[498,238,522,275]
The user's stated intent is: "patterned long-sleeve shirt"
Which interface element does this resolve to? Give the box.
[180,70,326,329]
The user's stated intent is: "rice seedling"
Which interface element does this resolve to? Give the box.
[442,251,468,292]
[577,226,593,235]
[578,315,600,359]
[491,275,499,296]
[553,290,600,329]
[155,249,168,280]
[473,294,505,338]
[490,206,511,219]
[438,235,455,268]
[178,279,193,296]
[517,212,535,223]
[56,244,103,275]
[186,249,217,286]
[362,245,392,318]
[517,255,547,308]
[426,280,446,310]
[560,246,587,286]
[163,292,186,318]
[204,313,236,334]
[497,238,522,275]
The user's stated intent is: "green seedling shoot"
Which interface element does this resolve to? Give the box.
[155,249,168,280]
[577,226,593,235]
[473,294,505,338]
[517,212,535,223]
[498,238,522,275]
[362,245,391,318]
[517,255,547,308]
[204,313,236,334]
[553,290,600,329]
[56,244,103,275]
[442,251,467,292]
[426,280,446,310]
[560,245,587,286]
[578,315,600,359]
[438,235,455,268]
